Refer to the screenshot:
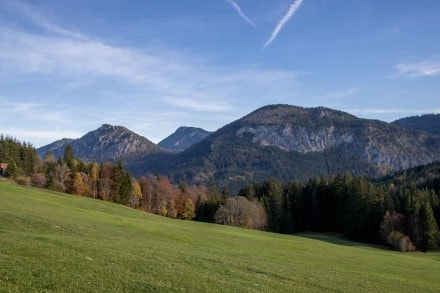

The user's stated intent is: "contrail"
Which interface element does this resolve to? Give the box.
[322,0,328,13]
[227,0,256,29]
[263,0,304,49]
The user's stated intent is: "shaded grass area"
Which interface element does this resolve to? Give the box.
[1,182,440,292]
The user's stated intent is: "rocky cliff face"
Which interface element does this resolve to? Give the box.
[235,105,440,174]
[158,127,211,153]
[236,125,354,153]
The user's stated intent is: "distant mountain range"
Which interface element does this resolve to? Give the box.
[38,105,440,189]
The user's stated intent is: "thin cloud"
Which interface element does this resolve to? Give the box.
[4,0,88,40]
[164,97,232,112]
[0,2,305,146]
[394,60,440,78]
[264,0,304,49]
[344,108,440,116]
[226,0,256,29]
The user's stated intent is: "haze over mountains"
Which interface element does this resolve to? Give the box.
[38,105,440,188]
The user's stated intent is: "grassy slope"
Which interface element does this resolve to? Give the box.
[1,182,439,292]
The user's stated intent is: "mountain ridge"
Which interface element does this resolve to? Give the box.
[135,105,440,188]
[38,105,440,189]
[392,113,440,136]
[38,124,163,164]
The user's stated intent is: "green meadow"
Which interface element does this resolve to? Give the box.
[1,181,439,292]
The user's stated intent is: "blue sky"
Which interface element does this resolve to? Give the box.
[1,0,439,147]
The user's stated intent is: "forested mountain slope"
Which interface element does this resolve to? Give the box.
[136,105,440,188]
[392,114,440,136]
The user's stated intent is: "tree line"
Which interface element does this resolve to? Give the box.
[0,138,198,220]
[233,174,439,252]
[1,135,439,251]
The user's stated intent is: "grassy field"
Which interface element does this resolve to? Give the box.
[1,181,440,292]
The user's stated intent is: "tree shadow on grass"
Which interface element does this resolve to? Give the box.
[295,232,390,251]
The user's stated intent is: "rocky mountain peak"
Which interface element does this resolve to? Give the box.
[37,124,163,164]
[159,126,211,153]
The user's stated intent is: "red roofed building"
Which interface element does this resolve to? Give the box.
[0,163,8,176]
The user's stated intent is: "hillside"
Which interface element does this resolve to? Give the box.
[158,126,211,153]
[138,105,440,188]
[37,124,164,164]
[1,182,439,292]
[392,114,440,136]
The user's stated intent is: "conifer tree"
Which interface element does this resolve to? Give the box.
[63,145,75,170]
[419,201,440,251]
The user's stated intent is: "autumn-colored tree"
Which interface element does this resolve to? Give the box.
[72,172,87,195]
[138,174,155,212]
[168,199,178,218]
[98,163,114,200]
[31,173,47,188]
[215,196,267,230]
[181,198,195,220]
[48,162,70,192]
[160,200,168,217]
[89,163,99,198]
[154,176,174,214]
[130,178,142,209]
[379,211,406,243]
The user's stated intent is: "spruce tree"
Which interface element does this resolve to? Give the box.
[419,201,440,251]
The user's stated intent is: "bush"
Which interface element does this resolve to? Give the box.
[16,176,31,186]
[31,173,47,188]
[215,196,267,230]
[387,231,416,252]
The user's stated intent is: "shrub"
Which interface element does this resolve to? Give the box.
[16,176,31,186]
[387,231,416,252]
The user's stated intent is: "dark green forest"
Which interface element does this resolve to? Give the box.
[1,135,439,251]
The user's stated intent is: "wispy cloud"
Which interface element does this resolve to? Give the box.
[264,0,304,49]
[226,0,256,29]
[0,97,45,112]
[394,60,440,78]
[343,108,440,117]
[0,1,305,146]
[164,97,232,112]
[322,0,328,13]
[3,0,88,40]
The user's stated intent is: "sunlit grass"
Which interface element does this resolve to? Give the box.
[1,182,439,292]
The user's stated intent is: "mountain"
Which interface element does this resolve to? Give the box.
[37,138,75,158]
[158,127,211,153]
[37,124,163,164]
[392,114,440,136]
[135,105,440,189]
[38,105,440,190]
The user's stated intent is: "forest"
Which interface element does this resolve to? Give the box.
[1,134,439,252]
